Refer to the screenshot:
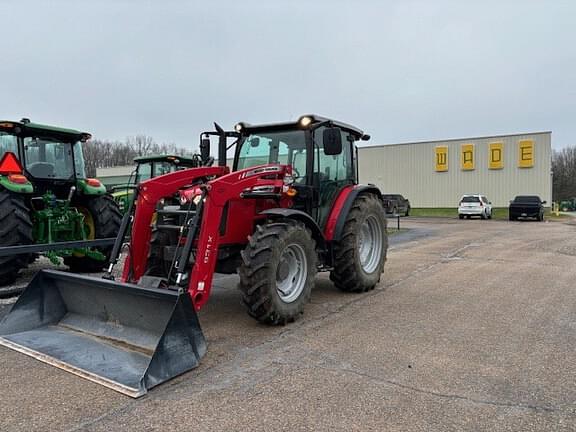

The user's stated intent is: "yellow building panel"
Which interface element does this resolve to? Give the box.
[435,146,448,172]
[460,143,474,170]
[489,142,504,169]
[518,140,534,168]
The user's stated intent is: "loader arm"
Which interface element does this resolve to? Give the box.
[122,166,229,281]
[184,164,292,309]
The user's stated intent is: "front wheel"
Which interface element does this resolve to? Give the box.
[64,195,122,272]
[238,220,317,325]
[330,194,388,293]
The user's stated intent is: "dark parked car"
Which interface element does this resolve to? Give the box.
[382,194,411,216]
[509,195,546,221]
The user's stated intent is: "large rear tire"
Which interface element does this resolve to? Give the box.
[0,190,33,285]
[238,220,317,325]
[64,195,122,272]
[330,194,388,293]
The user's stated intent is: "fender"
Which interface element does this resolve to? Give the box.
[324,184,383,242]
[260,208,326,250]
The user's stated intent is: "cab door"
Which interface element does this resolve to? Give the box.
[312,127,355,228]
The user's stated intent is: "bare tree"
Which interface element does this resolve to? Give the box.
[127,135,155,157]
[552,146,576,201]
[82,135,197,177]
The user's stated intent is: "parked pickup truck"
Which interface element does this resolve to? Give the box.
[509,195,546,221]
[382,194,411,216]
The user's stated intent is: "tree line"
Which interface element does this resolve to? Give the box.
[83,135,197,177]
[552,145,576,202]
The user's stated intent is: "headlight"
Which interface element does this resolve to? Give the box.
[299,116,313,127]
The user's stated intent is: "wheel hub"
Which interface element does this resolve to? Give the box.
[276,243,307,303]
[358,215,383,274]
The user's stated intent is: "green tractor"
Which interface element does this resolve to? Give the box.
[111,154,204,213]
[559,198,576,212]
[0,118,122,284]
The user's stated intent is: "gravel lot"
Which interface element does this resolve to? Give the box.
[1,217,575,431]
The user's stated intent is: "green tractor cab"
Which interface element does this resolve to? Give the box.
[111,154,203,213]
[0,119,121,284]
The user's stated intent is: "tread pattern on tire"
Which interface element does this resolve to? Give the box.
[238,220,317,325]
[0,190,33,285]
[64,195,122,272]
[330,193,388,293]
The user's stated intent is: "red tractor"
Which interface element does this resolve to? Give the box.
[0,115,388,397]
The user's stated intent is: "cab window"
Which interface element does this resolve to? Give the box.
[23,137,75,179]
[0,132,18,157]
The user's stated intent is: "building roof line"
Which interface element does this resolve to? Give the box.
[359,131,552,149]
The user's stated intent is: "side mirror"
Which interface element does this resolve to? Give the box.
[200,137,210,162]
[542,200,547,204]
[323,127,342,155]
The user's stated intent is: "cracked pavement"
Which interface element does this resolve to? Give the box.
[1,218,576,431]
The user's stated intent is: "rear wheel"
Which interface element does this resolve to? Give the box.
[405,206,410,217]
[64,195,122,272]
[330,194,387,293]
[0,190,33,285]
[239,220,317,325]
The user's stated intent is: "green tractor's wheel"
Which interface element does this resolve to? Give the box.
[0,190,34,285]
[64,195,122,273]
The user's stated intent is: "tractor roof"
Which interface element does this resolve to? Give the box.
[235,114,370,140]
[133,154,199,165]
[0,119,91,142]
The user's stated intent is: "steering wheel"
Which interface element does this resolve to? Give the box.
[291,166,302,182]
[203,156,215,167]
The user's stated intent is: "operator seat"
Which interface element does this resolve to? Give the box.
[27,162,55,178]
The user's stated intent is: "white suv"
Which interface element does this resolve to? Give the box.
[458,194,492,219]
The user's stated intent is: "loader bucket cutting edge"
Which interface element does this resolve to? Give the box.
[0,270,206,398]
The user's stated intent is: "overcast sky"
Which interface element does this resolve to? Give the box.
[1,0,575,149]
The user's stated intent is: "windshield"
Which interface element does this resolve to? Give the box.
[514,196,540,203]
[0,132,18,158]
[24,137,85,179]
[236,130,306,173]
[137,162,153,182]
[154,161,181,176]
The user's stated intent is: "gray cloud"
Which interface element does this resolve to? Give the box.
[1,0,574,149]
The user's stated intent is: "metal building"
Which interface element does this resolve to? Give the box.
[358,132,551,208]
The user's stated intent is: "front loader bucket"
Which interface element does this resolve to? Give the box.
[0,270,206,398]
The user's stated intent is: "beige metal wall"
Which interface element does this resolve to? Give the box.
[358,132,551,208]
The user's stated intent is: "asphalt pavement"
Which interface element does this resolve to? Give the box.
[1,217,575,431]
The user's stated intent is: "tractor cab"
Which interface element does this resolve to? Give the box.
[0,118,95,198]
[232,115,370,225]
[133,154,203,182]
[112,154,204,212]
